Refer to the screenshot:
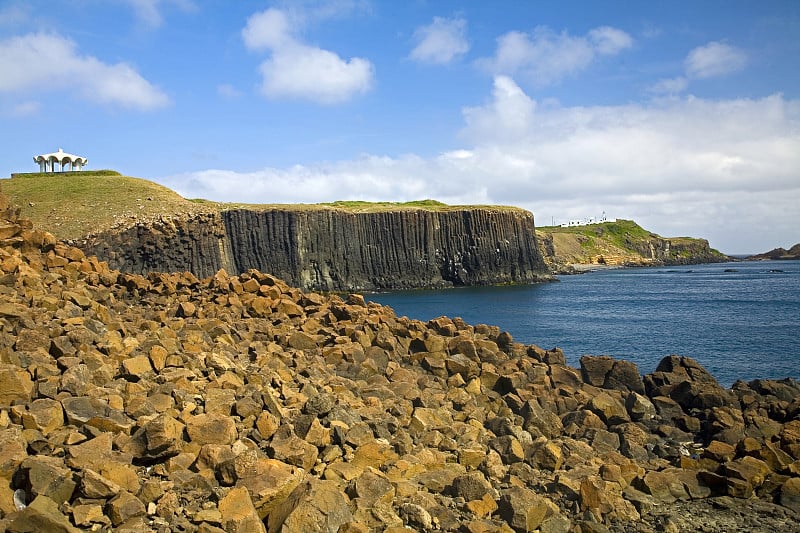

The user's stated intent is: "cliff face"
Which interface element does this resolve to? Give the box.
[76,207,551,291]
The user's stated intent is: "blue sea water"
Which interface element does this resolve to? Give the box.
[366,260,800,388]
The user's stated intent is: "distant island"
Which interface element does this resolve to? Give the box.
[747,244,800,261]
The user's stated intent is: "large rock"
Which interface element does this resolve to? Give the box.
[218,451,304,518]
[185,413,237,446]
[0,365,34,407]
[267,479,353,533]
[780,477,800,513]
[123,414,185,461]
[6,495,80,533]
[219,485,267,533]
[497,486,552,532]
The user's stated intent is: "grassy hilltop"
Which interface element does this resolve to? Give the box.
[0,171,519,241]
[1,171,210,241]
[536,219,728,269]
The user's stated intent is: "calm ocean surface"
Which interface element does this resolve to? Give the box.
[366,260,800,387]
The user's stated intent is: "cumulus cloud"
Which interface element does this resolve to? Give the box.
[685,41,747,79]
[477,25,633,86]
[409,16,469,65]
[650,41,747,96]
[461,76,536,144]
[0,32,169,110]
[242,7,374,104]
[163,77,800,253]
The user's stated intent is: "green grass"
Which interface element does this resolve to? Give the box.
[0,171,523,239]
[1,171,206,240]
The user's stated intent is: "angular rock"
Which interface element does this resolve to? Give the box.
[219,485,267,533]
[6,494,80,533]
[780,477,800,513]
[498,486,551,533]
[124,413,185,461]
[105,490,146,526]
[0,364,34,407]
[450,472,494,502]
[186,413,237,446]
[268,479,353,533]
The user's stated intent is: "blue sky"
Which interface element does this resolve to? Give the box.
[1,1,798,254]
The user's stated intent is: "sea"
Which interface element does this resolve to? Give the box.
[366,260,800,388]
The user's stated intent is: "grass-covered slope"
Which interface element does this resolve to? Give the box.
[536,219,728,269]
[0,171,524,240]
[1,171,209,240]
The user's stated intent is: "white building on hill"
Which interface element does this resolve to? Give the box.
[33,148,88,173]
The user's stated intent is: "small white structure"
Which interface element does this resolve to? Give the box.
[33,148,88,172]
[559,211,616,227]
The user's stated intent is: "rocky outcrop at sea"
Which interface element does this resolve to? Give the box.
[1,193,799,532]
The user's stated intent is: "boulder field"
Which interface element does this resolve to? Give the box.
[0,193,799,532]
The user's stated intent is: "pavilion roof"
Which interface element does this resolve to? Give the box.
[34,148,88,164]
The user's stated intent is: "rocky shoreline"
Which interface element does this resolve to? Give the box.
[1,193,799,532]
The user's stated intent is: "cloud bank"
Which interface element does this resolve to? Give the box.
[163,76,800,253]
[0,32,169,110]
[242,7,374,104]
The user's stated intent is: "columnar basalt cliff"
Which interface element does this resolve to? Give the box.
[76,207,551,291]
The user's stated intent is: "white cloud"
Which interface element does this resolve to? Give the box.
[0,32,169,110]
[242,8,293,50]
[477,25,633,86]
[588,26,634,55]
[123,0,196,29]
[217,84,241,99]
[647,76,688,95]
[461,76,536,144]
[164,78,800,254]
[409,16,469,65]
[242,7,374,104]
[685,41,747,79]
[6,100,40,116]
[650,41,747,96]
[258,43,373,104]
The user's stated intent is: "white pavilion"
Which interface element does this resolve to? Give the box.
[33,148,88,172]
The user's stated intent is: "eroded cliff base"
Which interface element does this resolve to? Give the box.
[1,195,799,532]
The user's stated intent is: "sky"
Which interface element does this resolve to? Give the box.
[1,1,798,255]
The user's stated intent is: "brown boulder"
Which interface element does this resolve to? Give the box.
[219,485,267,533]
[267,479,353,533]
[780,477,800,513]
[6,494,80,533]
[0,364,34,407]
[450,472,494,502]
[587,391,629,426]
[633,470,688,503]
[186,413,238,446]
[123,413,185,461]
[105,490,146,526]
[497,486,552,532]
